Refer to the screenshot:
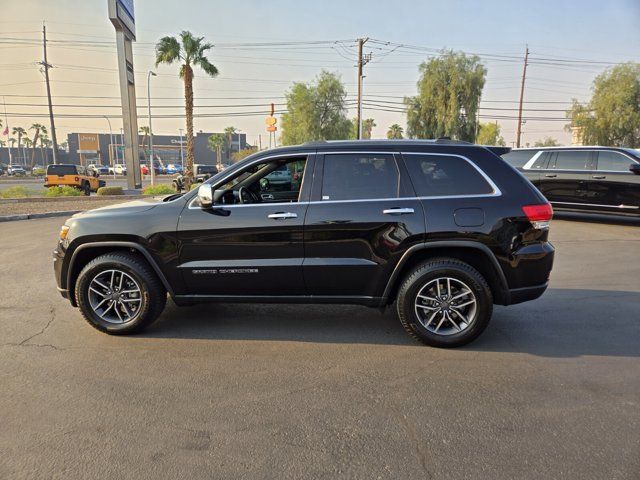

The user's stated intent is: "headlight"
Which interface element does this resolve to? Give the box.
[59,225,70,240]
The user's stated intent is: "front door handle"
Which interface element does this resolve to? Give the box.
[544,173,557,178]
[592,175,606,179]
[267,212,297,220]
[382,208,415,215]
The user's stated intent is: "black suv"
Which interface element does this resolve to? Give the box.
[54,140,554,347]
[502,147,640,216]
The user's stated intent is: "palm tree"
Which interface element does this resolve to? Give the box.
[362,118,376,139]
[12,127,26,164]
[59,140,68,152]
[155,31,219,188]
[139,126,150,164]
[387,124,404,139]
[29,123,46,168]
[23,137,33,161]
[207,134,225,168]
[39,133,50,165]
[224,126,237,161]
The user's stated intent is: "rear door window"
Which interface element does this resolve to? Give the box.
[596,151,635,172]
[551,151,589,170]
[46,165,77,176]
[403,154,494,197]
[321,154,399,201]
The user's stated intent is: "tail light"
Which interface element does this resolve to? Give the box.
[522,203,553,229]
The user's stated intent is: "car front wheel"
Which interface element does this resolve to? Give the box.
[75,252,167,334]
[397,258,493,348]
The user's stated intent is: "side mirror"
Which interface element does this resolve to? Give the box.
[198,183,213,209]
[629,163,640,175]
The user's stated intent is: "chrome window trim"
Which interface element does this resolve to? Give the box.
[187,149,503,210]
[552,201,639,210]
[522,150,544,170]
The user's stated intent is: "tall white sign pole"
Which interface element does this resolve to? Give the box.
[108,0,142,190]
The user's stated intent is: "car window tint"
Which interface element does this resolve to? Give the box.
[531,152,549,169]
[404,154,494,197]
[552,151,588,170]
[501,150,536,168]
[321,154,398,201]
[597,151,634,172]
[46,164,76,176]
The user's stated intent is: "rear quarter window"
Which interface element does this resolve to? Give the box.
[403,154,494,197]
[501,150,538,168]
[46,165,77,176]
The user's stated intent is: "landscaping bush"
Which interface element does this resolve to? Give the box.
[0,185,35,198]
[143,184,175,195]
[45,186,83,197]
[97,186,124,196]
[31,168,46,176]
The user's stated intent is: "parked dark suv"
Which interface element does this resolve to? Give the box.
[54,140,554,347]
[502,147,640,216]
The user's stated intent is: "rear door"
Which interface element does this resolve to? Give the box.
[537,150,592,206]
[303,151,424,299]
[589,150,640,212]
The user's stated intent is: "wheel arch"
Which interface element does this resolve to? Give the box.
[382,241,510,306]
[67,241,174,306]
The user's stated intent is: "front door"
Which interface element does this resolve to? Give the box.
[303,152,425,299]
[177,155,312,296]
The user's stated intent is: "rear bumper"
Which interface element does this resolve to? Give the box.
[506,282,548,305]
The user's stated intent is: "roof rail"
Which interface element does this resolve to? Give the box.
[434,137,473,145]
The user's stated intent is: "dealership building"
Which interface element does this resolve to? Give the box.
[67,131,247,167]
[1,131,247,167]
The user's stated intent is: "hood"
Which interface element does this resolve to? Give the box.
[73,196,167,218]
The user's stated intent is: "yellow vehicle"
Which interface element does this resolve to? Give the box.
[44,164,105,195]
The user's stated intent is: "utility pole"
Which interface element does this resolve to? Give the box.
[40,23,59,164]
[516,45,529,149]
[356,37,371,140]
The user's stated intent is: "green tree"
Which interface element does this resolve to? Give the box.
[223,126,237,161]
[155,31,219,187]
[476,122,506,146]
[351,118,376,139]
[207,133,226,166]
[386,124,404,139]
[281,70,353,145]
[29,123,46,168]
[139,126,150,163]
[232,146,258,162]
[405,51,486,141]
[533,137,561,147]
[12,127,26,163]
[566,63,640,147]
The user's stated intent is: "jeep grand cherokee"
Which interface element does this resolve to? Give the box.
[54,140,555,348]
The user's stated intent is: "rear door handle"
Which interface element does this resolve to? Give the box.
[592,175,606,179]
[382,208,414,215]
[544,173,557,178]
[267,212,297,220]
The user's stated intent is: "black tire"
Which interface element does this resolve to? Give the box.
[396,258,493,348]
[75,252,167,335]
[82,182,90,196]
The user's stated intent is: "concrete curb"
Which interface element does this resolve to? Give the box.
[0,210,81,222]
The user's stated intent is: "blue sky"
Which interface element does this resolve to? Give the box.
[1,0,639,145]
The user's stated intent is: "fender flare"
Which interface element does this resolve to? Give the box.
[67,241,175,297]
[381,240,510,304]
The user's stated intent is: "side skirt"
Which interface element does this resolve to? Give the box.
[172,295,383,308]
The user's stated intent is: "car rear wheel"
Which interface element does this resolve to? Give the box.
[397,258,493,348]
[75,252,167,335]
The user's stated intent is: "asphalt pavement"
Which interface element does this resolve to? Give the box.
[0,214,639,479]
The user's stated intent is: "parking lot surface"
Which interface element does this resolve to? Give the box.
[0,214,638,479]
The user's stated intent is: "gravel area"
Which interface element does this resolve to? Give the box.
[0,198,130,216]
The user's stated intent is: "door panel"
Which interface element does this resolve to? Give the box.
[588,151,640,212]
[537,151,592,206]
[303,199,425,297]
[177,203,308,295]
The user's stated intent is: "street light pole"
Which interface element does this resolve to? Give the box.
[147,71,157,186]
[102,115,114,172]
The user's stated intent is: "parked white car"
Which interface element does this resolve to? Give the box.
[7,164,26,176]
[113,164,127,175]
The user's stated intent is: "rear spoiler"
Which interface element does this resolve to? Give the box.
[484,146,511,156]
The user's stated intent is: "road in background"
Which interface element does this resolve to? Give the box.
[0,216,639,479]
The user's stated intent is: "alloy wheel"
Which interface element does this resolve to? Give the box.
[414,277,477,336]
[88,269,142,324]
